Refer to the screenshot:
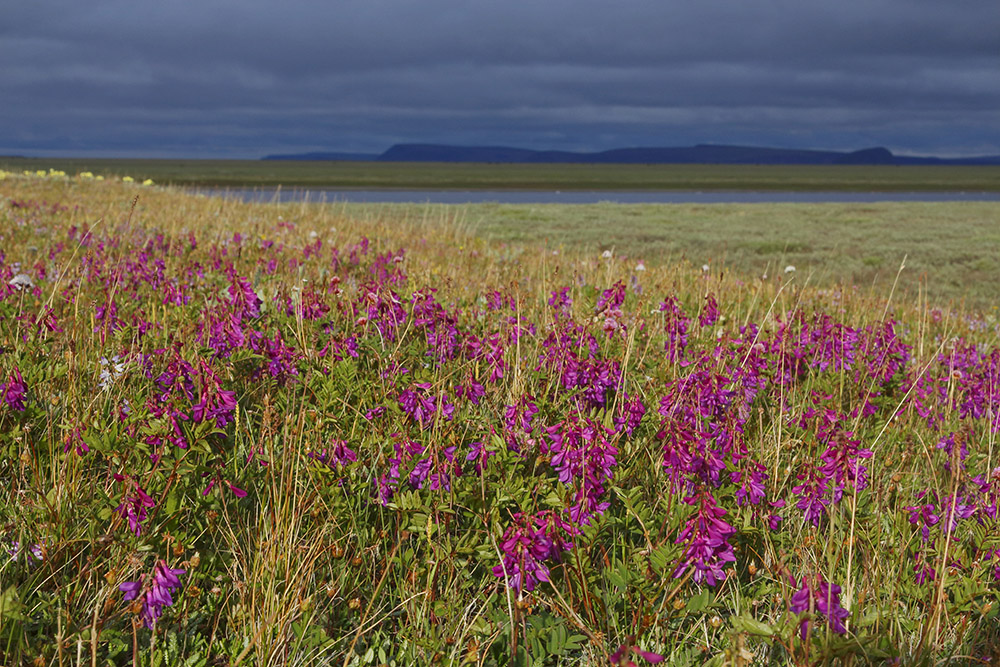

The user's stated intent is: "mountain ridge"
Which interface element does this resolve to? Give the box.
[263,143,1000,166]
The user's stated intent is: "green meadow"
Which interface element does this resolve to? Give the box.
[338,200,1000,311]
[1,169,999,666]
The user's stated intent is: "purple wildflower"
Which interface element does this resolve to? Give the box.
[732,461,768,506]
[120,560,185,628]
[354,283,408,342]
[503,396,540,454]
[698,293,719,328]
[818,429,873,502]
[190,360,238,428]
[114,475,157,536]
[673,491,736,587]
[248,330,300,383]
[228,274,262,321]
[456,375,486,405]
[938,493,977,534]
[202,308,247,358]
[7,539,44,565]
[596,282,627,339]
[284,284,330,320]
[492,511,576,594]
[610,637,664,666]
[789,575,850,639]
[936,431,968,472]
[658,296,689,363]
[614,394,646,437]
[308,439,358,469]
[792,465,833,527]
[1,367,27,411]
[767,499,786,531]
[376,437,459,503]
[548,414,618,487]
[466,439,495,475]
[549,286,572,317]
[905,495,941,542]
[548,413,618,524]
[912,552,936,584]
[63,425,90,456]
[364,406,386,421]
[398,383,455,429]
[596,281,626,312]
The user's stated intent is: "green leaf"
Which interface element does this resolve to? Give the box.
[0,586,27,622]
[165,488,181,515]
[687,588,711,613]
[730,614,774,637]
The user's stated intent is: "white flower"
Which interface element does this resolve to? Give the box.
[8,273,34,290]
[601,250,613,259]
[784,265,796,274]
[99,355,127,390]
[702,264,710,273]
[635,262,646,272]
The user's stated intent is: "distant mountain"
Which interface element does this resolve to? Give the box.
[261,151,381,161]
[263,144,1000,166]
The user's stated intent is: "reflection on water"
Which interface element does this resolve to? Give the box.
[188,188,1000,205]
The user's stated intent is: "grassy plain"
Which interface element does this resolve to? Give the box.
[2,156,1000,191]
[329,200,1000,311]
[2,171,1000,665]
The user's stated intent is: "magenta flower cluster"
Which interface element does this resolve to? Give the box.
[1,366,27,411]
[492,510,577,594]
[672,491,736,586]
[789,575,851,639]
[119,560,185,628]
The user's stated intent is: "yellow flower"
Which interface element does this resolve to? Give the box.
[79,171,94,179]
[122,176,134,183]
[142,178,154,186]
[95,175,104,181]
[36,170,47,177]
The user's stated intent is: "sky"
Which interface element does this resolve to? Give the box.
[3,0,999,159]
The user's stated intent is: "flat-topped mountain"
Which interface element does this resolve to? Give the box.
[263,144,1000,166]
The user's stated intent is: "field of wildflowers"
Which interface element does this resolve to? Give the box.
[1,169,998,665]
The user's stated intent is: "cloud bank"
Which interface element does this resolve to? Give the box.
[2,0,998,157]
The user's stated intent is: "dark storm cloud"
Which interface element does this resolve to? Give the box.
[2,0,998,157]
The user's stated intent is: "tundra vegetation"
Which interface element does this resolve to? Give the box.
[2,157,999,191]
[1,169,998,666]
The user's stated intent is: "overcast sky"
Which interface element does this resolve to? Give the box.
[3,0,998,158]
